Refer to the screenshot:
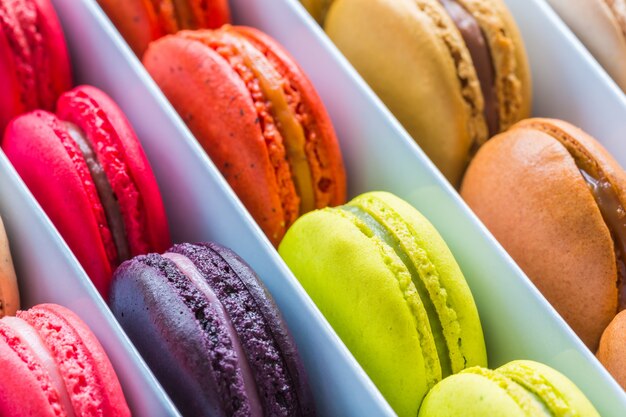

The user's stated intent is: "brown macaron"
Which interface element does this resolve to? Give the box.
[461,118,626,350]
[597,310,626,389]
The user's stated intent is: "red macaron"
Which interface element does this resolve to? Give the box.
[143,26,347,245]
[2,85,171,297]
[97,0,231,56]
[0,303,130,416]
[0,0,72,131]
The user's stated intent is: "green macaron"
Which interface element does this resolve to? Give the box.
[419,360,600,416]
[279,191,487,417]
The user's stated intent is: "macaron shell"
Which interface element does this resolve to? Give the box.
[280,208,430,417]
[597,310,626,389]
[0,0,71,129]
[0,216,19,317]
[2,110,114,295]
[56,85,171,258]
[350,191,487,371]
[499,360,600,417]
[418,372,528,417]
[171,243,314,417]
[199,243,316,416]
[461,124,617,349]
[110,256,227,416]
[30,0,72,110]
[0,0,37,128]
[96,0,163,56]
[517,118,626,205]
[234,26,346,210]
[19,304,130,416]
[456,0,532,130]
[325,0,483,185]
[545,0,626,92]
[143,34,294,245]
[0,320,62,417]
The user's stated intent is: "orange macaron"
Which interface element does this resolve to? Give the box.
[143,26,347,246]
[461,118,626,350]
[97,0,231,56]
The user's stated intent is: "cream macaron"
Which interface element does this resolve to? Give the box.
[304,0,532,185]
[545,0,626,93]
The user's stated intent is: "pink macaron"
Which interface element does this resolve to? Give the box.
[3,85,171,297]
[0,303,130,416]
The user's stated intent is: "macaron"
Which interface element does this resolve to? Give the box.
[418,360,600,416]
[109,242,315,417]
[597,310,626,389]
[545,0,626,93]
[307,0,531,185]
[2,85,171,298]
[143,26,346,246]
[0,216,19,317]
[279,191,486,417]
[97,0,230,56]
[0,0,72,132]
[0,303,130,416]
[461,118,626,350]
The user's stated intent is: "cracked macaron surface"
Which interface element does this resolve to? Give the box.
[143,26,346,246]
[279,191,486,417]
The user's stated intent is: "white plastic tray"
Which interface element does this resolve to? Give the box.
[0,155,180,416]
[5,0,622,415]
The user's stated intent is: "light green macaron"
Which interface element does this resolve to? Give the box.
[419,360,600,416]
[279,191,487,417]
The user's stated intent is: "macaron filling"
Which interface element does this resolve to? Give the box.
[579,169,626,311]
[2,316,75,417]
[64,121,130,263]
[463,367,553,416]
[233,31,316,214]
[498,363,577,417]
[439,0,499,136]
[162,252,263,417]
[341,204,454,378]
[187,29,317,217]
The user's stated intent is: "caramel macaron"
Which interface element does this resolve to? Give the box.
[308,0,532,185]
[598,310,626,389]
[461,118,626,349]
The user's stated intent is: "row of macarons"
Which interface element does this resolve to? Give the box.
[94,0,626,395]
[0,0,623,415]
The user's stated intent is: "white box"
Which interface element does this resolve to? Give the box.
[0,0,620,415]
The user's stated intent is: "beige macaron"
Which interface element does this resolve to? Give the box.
[461,118,626,350]
[0,216,18,316]
[545,0,626,93]
[306,0,531,185]
[597,310,626,389]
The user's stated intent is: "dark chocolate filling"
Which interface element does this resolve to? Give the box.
[439,0,499,136]
[64,122,130,263]
[579,169,626,311]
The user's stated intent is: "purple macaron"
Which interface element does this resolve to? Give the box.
[109,242,315,417]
